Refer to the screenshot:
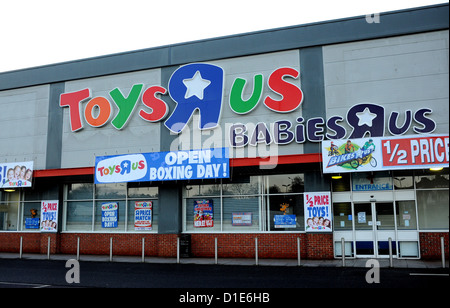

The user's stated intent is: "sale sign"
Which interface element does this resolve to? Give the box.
[322,134,448,173]
[304,192,332,232]
[41,200,58,232]
[134,201,152,231]
[381,135,449,168]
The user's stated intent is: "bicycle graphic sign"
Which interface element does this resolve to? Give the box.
[322,134,449,173]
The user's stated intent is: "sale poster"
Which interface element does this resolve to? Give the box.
[304,192,332,232]
[322,134,448,173]
[40,200,58,232]
[194,199,214,228]
[134,201,152,230]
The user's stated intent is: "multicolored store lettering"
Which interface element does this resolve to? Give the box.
[59,63,436,147]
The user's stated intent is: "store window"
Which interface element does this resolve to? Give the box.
[333,202,352,230]
[64,183,94,231]
[183,173,309,232]
[0,191,20,231]
[63,182,159,232]
[331,174,351,192]
[416,168,449,230]
[393,171,414,190]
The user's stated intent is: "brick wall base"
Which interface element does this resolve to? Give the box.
[0,231,447,260]
[419,232,449,260]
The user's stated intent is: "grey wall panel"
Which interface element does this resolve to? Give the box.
[323,30,449,137]
[0,85,49,169]
[46,82,65,169]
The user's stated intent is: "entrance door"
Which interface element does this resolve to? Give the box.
[354,201,396,258]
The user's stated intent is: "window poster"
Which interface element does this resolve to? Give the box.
[274,214,297,228]
[304,192,332,232]
[101,202,118,228]
[25,208,40,229]
[194,199,214,228]
[40,200,58,232]
[134,201,152,230]
[232,212,252,226]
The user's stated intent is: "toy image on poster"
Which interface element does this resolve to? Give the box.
[304,192,332,232]
[102,202,118,228]
[135,201,152,230]
[40,200,58,232]
[323,138,380,172]
[194,199,214,228]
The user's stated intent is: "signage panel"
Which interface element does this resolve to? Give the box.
[95,148,229,184]
[0,161,34,188]
[304,192,332,232]
[322,135,448,174]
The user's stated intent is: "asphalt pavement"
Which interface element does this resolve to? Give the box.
[0,252,448,291]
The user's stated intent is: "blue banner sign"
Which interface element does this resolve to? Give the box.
[95,148,229,184]
[274,214,297,228]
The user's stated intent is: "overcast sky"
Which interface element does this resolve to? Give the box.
[0,0,447,73]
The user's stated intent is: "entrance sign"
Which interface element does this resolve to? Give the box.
[95,147,229,184]
[0,161,34,188]
[322,134,449,173]
[304,192,332,232]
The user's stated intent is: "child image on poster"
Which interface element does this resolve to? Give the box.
[40,200,58,232]
[0,162,33,188]
[304,192,332,232]
[194,200,214,228]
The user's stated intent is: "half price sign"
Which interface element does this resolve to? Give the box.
[381,135,449,168]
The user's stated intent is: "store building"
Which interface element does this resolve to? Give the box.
[0,4,448,261]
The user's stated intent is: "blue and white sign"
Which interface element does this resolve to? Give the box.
[25,218,40,229]
[102,202,118,228]
[274,214,297,228]
[95,148,229,184]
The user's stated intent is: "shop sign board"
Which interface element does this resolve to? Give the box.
[352,173,393,191]
[322,134,449,174]
[60,62,438,150]
[95,147,229,184]
[41,200,58,232]
[134,201,152,231]
[0,161,34,189]
[304,192,332,232]
[101,202,118,228]
[194,199,214,228]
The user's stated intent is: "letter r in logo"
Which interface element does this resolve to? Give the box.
[165,63,224,134]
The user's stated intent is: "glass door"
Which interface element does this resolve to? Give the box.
[354,203,375,256]
[375,202,396,256]
[353,201,397,258]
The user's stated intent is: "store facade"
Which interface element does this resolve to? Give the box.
[0,4,448,260]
